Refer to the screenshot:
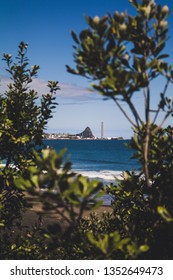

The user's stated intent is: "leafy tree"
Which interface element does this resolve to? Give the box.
[0,41,59,169]
[0,42,139,260]
[12,148,147,260]
[0,39,150,260]
[67,0,173,187]
[67,0,173,258]
[1,0,173,259]
[0,42,59,236]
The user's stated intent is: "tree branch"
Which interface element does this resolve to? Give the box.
[111,96,137,127]
[153,77,170,124]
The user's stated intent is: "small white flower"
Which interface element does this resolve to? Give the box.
[162,5,169,14]
[93,16,100,24]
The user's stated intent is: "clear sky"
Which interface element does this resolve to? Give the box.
[0,0,173,138]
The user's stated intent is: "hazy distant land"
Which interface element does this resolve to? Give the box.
[43,126,123,140]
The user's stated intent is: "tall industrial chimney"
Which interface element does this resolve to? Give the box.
[101,121,104,139]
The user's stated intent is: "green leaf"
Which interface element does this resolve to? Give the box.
[157,54,169,60]
[71,31,80,44]
[139,244,149,252]
[11,244,17,250]
[157,206,173,222]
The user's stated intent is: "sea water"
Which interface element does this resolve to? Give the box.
[44,139,140,205]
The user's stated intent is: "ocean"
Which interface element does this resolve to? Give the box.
[44,139,140,204]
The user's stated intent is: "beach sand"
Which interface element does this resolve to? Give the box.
[22,194,113,229]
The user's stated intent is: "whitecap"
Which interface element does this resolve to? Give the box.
[74,169,123,183]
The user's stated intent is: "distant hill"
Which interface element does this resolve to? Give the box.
[74,127,95,139]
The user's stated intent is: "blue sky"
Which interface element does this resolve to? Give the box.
[0,0,173,138]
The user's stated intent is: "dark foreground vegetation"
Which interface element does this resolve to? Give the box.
[0,0,173,259]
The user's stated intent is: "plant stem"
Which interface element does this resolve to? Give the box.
[144,86,150,188]
[111,96,137,127]
[153,77,170,124]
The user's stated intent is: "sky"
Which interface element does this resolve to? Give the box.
[0,0,173,139]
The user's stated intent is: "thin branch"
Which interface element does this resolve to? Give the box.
[77,200,87,222]
[153,77,170,124]
[111,96,137,127]
[54,206,72,225]
[143,85,151,188]
[153,111,171,134]
[125,95,143,127]
[159,111,171,127]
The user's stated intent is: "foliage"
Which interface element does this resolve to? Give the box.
[104,125,173,259]
[9,148,146,260]
[1,0,173,260]
[0,41,59,169]
[0,145,147,260]
[67,0,173,187]
[67,0,173,259]
[0,42,138,260]
[0,42,59,257]
[14,148,104,217]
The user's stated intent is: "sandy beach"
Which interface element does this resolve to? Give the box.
[21,194,113,230]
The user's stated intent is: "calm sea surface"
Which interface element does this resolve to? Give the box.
[44,139,140,182]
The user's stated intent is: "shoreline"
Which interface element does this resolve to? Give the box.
[44,138,126,141]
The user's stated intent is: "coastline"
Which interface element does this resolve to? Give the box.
[44,137,125,141]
